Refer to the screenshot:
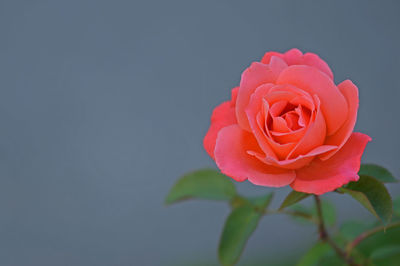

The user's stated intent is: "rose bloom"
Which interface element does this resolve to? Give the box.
[204,49,371,195]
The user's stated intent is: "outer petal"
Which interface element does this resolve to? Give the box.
[261,51,282,64]
[291,133,371,195]
[319,80,359,160]
[203,88,238,158]
[262,48,334,79]
[277,65,348,135]
[283,48,303,65]
[254,145,337,170]
[303,53,333,80]
[236,59,287,131]
[214,124,295,186]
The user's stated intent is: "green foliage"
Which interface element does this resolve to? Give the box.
[247,193,274,210]
[393,196,400,218]
[339,175,393,225]
[279,190,310,210]
[297,242,331,266]
[218,205,263,266]
[219,192,273,266]
[288,200,336,227]
[166,165,399,266]
[370,246,400,266]
[332,221,400,265]
[356,225,400,257]
[339,220,372,241]
[165,169,237,204]
[315,253,346,266]
[359,164,397,183]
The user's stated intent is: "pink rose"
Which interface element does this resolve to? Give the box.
[204,48,371,195]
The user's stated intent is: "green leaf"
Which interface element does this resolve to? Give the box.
[338,188,379,219]
[230,193,274,212]
[165,169,236,204]
[247,192,274,211]
[219,205,262,266]
[370,245,400,266]
[311,253,345,266]
[393,196,400,218]
[359,164,397,183]
[339,175,393,225]
[279,190,310,210]
[357,225,400,257]
[297,242,331,266]
[339,221,372,241]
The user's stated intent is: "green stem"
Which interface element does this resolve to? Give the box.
[314,195,359,266]
[346,221,400,254]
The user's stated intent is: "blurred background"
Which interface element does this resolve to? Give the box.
[0,0,399,265]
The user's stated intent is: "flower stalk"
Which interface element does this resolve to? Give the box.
[314,195,360,266]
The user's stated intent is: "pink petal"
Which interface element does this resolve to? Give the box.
[203,87,238,158]
[319,80,359,160]
[269,56,289,76]
[303,52,334,79]
[283,48,303,65]
[262,49,333,79]
[259,145,337,170]
[291,133,372,195]
[272,116,291,133]
[277,65,348,135]
[261,51,282,64]
[269,100,288,117]
[271,127,305,144]
[236,59,287,131]
[245,84,278,159]
[256,112,297,159]
[266,84,315,110]
[214,124,295,186]
[287,96,327,159]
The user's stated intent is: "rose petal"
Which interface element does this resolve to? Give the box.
[283,48,303,65]
[257,111,296,159]
[291,132,371,195]
[319,80,359,160]
[271,127,305,144]
[262,49,334,79]
[237,59,287,131]
[203,87,238,158]
[284,112,300,130]
[287,96,326,159]
[255,145,337,170]
[277,65,348,135]
[214,124,295,186]
[266,84,315,110]
[296,105,311,127]
[269,100,288,117]
[261,51,282,64]
[272,116,291,133]
[269,56,288,76]
[303,52,334,80]
[245,84,278,159]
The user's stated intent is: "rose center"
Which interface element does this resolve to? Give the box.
[263,100,312,145]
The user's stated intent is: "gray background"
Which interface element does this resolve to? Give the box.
[0,0,399,265]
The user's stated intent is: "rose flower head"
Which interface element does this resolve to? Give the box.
[204,48,371,195]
